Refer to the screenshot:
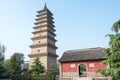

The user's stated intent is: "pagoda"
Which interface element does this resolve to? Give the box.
[29,4,58,70]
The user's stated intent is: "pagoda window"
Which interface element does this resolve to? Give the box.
[39,34,41,36]
[38,50,40,52]
[38,41,41,44]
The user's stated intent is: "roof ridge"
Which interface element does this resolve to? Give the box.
[66,47,103,53]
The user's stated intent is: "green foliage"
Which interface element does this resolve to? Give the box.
[80,64,86,71]
[16,60,55,80]
[4,53,24,75]
[0,43,6,76]
[100,19,120,80]
[10,72,56,80]
[0,43,5,61]
[97,69,109,77]
[112,19,120,33]
[3,55,55,80]
[0,61,6,76]
[30,57,45,76]
[4,59,11,75]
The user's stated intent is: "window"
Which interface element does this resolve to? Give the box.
[38,41,41,43]
[89,63,95,67]
[38,50,40,52]
[39,34,41,36]
[70,64,75,68]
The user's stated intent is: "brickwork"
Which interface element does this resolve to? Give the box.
[61,60,107,73]
[60,60,107,77]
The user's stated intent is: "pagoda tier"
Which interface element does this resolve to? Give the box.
[28,52,58,58]
[32,29,56,36]
[31,35,57,42]
[29,43,58,49]
[33,25,56,32]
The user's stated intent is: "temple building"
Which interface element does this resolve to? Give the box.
[28,4,58,70]
[59,47,108,77]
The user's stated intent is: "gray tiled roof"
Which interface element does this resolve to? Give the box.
[59,47,105,62]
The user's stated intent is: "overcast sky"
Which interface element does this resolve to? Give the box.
[0,0,120,60]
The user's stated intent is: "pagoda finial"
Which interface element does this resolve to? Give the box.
[44,3,47,10]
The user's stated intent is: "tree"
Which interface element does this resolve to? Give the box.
[0,43,5,61]
[101,19,120,80]
[4,59,11,74]
[30,57,45,76]
[79,64,86,71]
[0,43,6,76]
[5,53,24,75]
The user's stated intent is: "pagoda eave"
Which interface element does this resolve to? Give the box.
[36,14,54,19]
[33,26,56,32]
[31,35,57,42]
[37,9,53,15]
[28,52,58,58]
[29,43,58,49]
[32,29,47,34]
[32,29,56,36]
[34,20,54,25]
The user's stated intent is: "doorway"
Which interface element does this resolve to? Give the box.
[78,64,87,77]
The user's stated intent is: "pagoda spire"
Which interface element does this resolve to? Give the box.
[44,3,47,10]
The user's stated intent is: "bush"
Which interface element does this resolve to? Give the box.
[9,72,56,80]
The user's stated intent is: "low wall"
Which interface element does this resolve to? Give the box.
[87,72,103,77]
[62,72,104,77]
[93,77,112,80]
[62,72,78,77]
[59,77,112,80]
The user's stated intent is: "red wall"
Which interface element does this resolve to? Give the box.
[61,60,107,72]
